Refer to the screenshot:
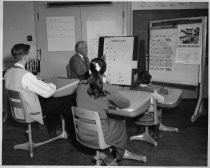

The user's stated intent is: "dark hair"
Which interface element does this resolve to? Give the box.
[87,58,108,99]
[91,58,106,75]
[138,70,152,85]
[11,43,30,61]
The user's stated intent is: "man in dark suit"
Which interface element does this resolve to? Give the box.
[68,41,90,80]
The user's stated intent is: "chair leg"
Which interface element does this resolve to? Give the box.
[159,123,179,133]
[14,142,32,151]
[35,117,68,147]
[123,149,147,162]
[28,124,34,158]
[94,150,101,166]
[14,124,34,158]
[14,117,68,157]
[158,109,178,133]
[130,127,157,146]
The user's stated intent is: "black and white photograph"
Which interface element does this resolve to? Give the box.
[1,1,208,167]
[178,25,201,45]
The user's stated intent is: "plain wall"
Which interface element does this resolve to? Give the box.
[3,1,37,71]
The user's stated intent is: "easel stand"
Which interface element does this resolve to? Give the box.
[148,17,207,123]
[191,17,207,122]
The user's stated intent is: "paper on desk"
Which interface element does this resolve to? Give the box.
[53,80,79,97]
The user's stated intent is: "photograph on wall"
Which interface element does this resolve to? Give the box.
[176,24,202,64]
[177,24,201,47]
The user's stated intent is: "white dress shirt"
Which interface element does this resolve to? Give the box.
[15,63,56,98]
[139,84,164,103]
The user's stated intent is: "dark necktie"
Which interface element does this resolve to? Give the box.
[83,56,89,68]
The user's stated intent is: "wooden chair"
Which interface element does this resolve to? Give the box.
[7,89,68,158]
[71,106,147,165]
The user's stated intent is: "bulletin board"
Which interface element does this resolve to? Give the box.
[149,17,207,86]
[98,36,138,85]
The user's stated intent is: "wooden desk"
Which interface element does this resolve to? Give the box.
[107,90,151,117]
[44,77,79,98]
[157,88,182,108]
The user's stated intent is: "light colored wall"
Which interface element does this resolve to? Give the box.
[131,2,208,10]
[3,1,37,71]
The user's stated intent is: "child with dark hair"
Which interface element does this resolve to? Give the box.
[137,70,164,105]
[137,70,152,87]
[76,58,131,165]
[135,70,164,138]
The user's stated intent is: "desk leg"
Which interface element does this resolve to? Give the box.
[159,123,178,133]
[123,149,147,162]
[159,109,179,133]
[191,98,206,122]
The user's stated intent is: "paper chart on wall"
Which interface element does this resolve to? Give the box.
[175,24,202,64]
[149,29,175,72]
[87,20,121,61]
[46,16,75,51]
[103,37,135,85]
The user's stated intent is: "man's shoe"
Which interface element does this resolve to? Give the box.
[100,150,118,166]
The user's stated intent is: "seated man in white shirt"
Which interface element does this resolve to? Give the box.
[4,43,75,138]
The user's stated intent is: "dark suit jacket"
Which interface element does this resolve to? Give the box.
[68,53,90,80]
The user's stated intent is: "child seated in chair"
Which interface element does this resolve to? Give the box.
[76,58,131,165]
[135,70,164,137]
[137,70,164,103]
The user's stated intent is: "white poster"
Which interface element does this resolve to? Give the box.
[149,30,174,72]
[46,16,75,51]
[175,24,202,64]
[103,37,135,85]
[87,20,120,61]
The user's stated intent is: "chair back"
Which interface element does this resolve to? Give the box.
[71,106,110,150]
[66,64,70,78]
[134,95,159,126]
[7,90,28,123]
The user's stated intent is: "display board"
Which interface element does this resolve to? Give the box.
[98,36,138,85]
[133,9,208,55]
[149,17,206,86]
[133,9,208,73]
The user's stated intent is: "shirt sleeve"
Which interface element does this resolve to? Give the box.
[152,90,164,103]
[105,84,130,109]
[21,72,56,98]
